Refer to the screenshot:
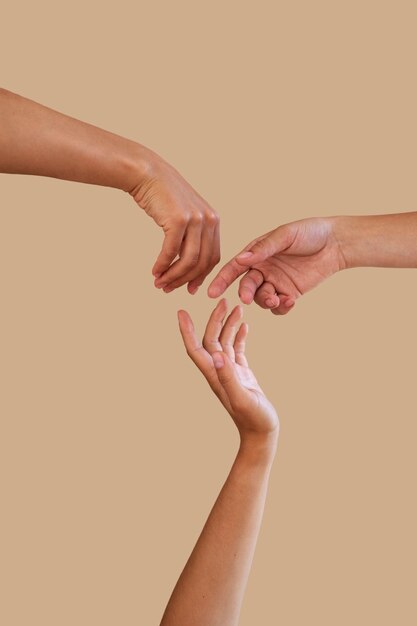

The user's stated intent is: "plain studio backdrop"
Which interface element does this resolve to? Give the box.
[1,2,416,625]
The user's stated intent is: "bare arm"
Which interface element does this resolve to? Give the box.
[334,212,417,269]
[161,301,279,626]
[208,212,417,315]
[0,88,220,291]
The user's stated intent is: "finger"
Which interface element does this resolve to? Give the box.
[207,256,252,299]
[155,220,202,290]
[152,224,186,278]
[202,298,228,355]
[218,305,243,361]
[177,308,204,357]
[270,296,296,316]
[179,217,216,294]
[207,230,282,298]
[177,310,222,392]
[212,351,250,411]
[254,282,280,309]
[238,269,264,305]
[188,218,221,294]
[233,322,249,367]
[234,226,293,267]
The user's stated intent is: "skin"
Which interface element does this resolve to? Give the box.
[160,301,278,626]
[0,88,220,292]
[208,212,417,315]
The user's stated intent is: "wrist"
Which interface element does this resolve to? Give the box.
[117,141,158,197]
[238,431,278,468]
[331,215,363,270]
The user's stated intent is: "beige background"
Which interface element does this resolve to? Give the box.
[1,1,416,624]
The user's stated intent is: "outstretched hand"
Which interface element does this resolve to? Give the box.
[131,154,220,294]
[178,300,278,439]
[207,217,346,314]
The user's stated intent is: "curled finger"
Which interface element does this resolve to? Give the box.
[188,218,221,294]
[156,220,202,291]
[152,224,186,278]
[238,269,264,305]
[270,296,296,316]
[254,282,280,310]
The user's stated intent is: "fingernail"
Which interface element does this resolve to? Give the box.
[213,353,224,369]
[237,251,253,259]
[153,272,161,279]
[239,288,252,304]
[208,286,220,298]
[265,298,276,308]
[163,286,173,293]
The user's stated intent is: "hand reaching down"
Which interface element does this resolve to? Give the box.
[0,88,220,296]
[177,299,278,440]
[131,153,220,294]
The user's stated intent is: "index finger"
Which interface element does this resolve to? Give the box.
[206,231,272,298]
[152,224,186,278]
[207,257,250,298]
[177,310,220,389]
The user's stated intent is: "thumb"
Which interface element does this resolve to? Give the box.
[212,351,246,408]
[235,227,291,265]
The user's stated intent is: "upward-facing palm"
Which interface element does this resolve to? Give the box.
[208,217,346,315]
[178,300,278,437]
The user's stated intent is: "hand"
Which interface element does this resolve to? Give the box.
[207,217,346,314]
[177,299,279,440]
[130,152,220,294]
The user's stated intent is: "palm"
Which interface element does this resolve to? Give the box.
[225,361,277,434]
[178,302,279,438]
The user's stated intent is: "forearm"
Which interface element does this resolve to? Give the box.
[0,88,149,193]
[333,212,417,269]
[160,434,277,626]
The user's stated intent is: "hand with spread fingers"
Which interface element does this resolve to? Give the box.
[178,299,279,439]
[207,217,345,315]
[161,300,278,626]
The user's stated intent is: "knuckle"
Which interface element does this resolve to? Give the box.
[206,210,219,226]
[165,274,180,287]
[174,213,188,228]
[163,246,178,258]
[254,238,268,252]
[191,212,204,226]
[185,255,200,268]
[202,337,215,351]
